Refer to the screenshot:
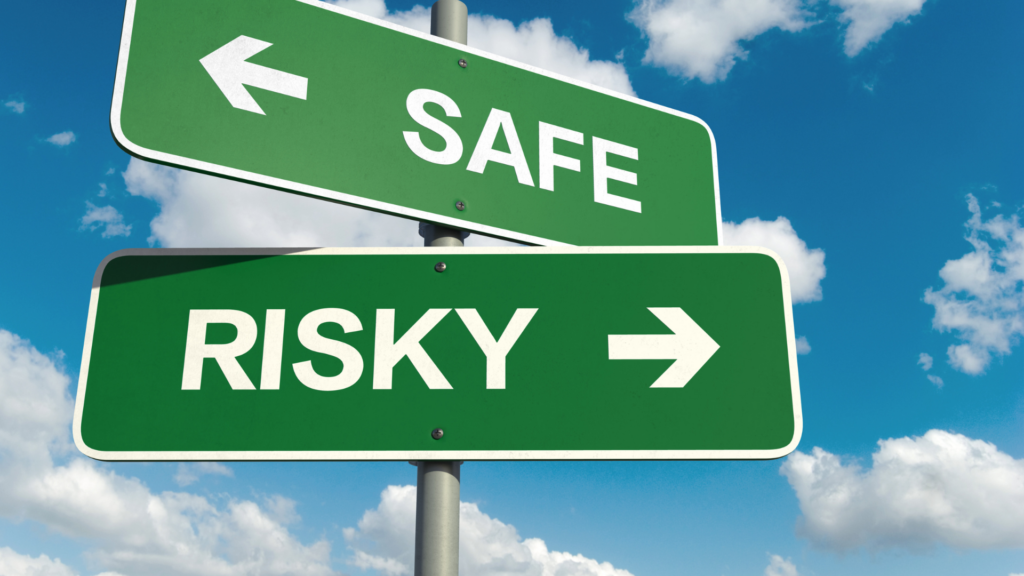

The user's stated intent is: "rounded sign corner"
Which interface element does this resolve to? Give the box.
[109,107,144,163]
[764,416,804,461]
[72,418,109,463]
[92,249,146,289]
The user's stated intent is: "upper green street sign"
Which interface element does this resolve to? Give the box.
[112,0,722,247]
[74,247,802,461]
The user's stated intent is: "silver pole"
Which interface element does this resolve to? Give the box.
[414,461,462,576]
[420,0,469,248]
[430,0,468,44]
[415,5,467,576]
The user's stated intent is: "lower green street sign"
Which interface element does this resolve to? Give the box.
[74,247,802,461]
[112,0,721,247]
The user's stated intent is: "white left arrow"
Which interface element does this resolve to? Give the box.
[608,307,720,388]
[200,35,308,115]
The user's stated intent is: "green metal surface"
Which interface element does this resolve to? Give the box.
[76,249,799,459]
[113,0,720,246]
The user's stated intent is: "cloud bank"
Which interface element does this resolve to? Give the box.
[1,324,638,575]
[0,547,79,576]
[0,329,336,576]
[344,484,634,576]
[782,430,1024,551]
[0,547,125,576]
[174,462,235,487]
[628,0,814,83]
[628,0,930,82]
[924,194,1023,375]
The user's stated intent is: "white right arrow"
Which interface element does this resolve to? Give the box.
[608,307,720,388]
[200,35,308,115]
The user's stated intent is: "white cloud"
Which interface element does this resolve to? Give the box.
[723,216,826,303]
[342,486,414,575]
[628,0,815,83]
[262,494,302,526]
[0,549,126,576]
[830,0,928,56]
[0,547,76,576]
[174,462,234,487]
[781,430,1024,551]
[0,330,74,463]
[764,553,799,576]
[97,183,108,198]
[627,0,931,81]
[46,131,76,147]
[345,485,635,576]
[80,202,131,238]
[795,336,811,355]
[4,99,26,114]
[924,194,1023,375]
[328,0,387,19]
[945,344,986,375]
[926,374,944,388]
[123,158,419,248]
[350,550,410,576]
[330,0,634,95]
[0,328,336,576]
[464,16,633,96]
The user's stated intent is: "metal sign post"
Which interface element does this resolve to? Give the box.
[416,3,467,576]
[420,0,470,251]
[414,460,461,576]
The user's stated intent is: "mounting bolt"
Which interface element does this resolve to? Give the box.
[434,262,446,273]
[431,428,444,440]
[458,58,467,68]
[455,201,465,211]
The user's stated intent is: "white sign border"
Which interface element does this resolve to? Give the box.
[110,0,724,248]
[74,246,802,462]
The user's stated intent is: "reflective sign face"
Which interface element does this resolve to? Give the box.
[74,247,802,461]
[112,0,722,246]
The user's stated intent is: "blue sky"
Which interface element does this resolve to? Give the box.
[1,0,1022,575]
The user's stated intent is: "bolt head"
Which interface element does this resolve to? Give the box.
[458,58,467,68]
[431,428,444,440]
[455,201,466,211]
[434,262,446,273]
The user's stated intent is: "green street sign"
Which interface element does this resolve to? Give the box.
[74,247,802,461]
[112,0,722,246]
